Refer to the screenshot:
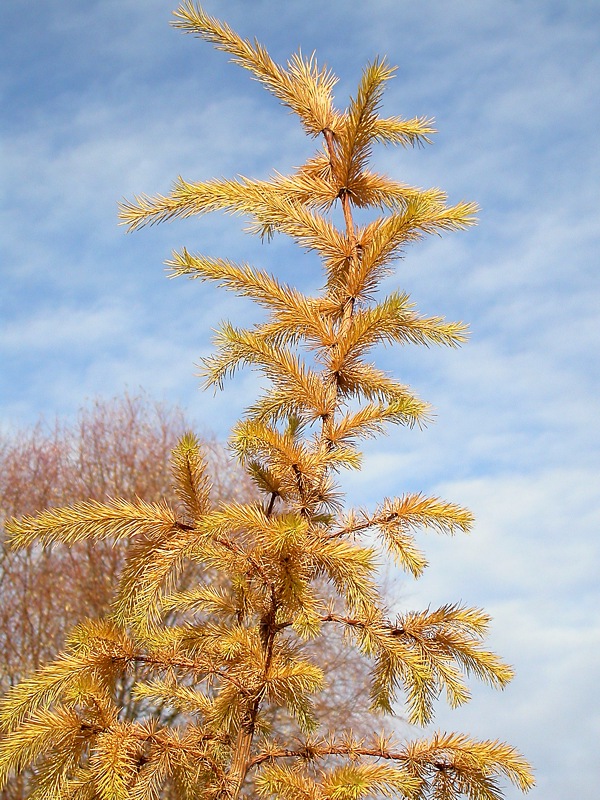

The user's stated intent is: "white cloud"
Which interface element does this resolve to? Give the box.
[374,466,600,800]
[2,2,599,796]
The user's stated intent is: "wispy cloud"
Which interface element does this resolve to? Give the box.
[2,2,599,797]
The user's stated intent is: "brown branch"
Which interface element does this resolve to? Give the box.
[320,612,366,629]
[320,612,403,638]
[326,509,404,541]
[114,654,250,693]
[140,729,230,782]
[326,518,373,540]
[339,188,357,244]
[265,491,278,517]
[248,742,410,770]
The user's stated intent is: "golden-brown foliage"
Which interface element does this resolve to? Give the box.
[0,5,533,800]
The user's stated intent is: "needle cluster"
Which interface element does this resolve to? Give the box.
[0,4,533,799]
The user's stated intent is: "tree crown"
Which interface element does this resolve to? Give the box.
[0,4,533,799]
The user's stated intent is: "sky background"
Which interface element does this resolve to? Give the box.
[1,1,599,798]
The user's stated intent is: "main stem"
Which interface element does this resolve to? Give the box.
[321,127,358,445]
[225,611,277,799]
[226,702,259,798]
[223,127,358,800]
[223,518,279,798]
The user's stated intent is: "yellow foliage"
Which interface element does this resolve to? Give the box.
[0,4,533,800]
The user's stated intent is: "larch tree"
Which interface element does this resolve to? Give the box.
[0,4,534,800]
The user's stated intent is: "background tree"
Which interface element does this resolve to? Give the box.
[0,4,534,800]
[0,393,376,800]
[1,394,190,688]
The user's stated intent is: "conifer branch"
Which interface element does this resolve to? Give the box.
[170,432,212,520]
[1,5,534,799]
[5,497,179,548]
[249,733,535,797]
[372,115,436,147]
[172,2,338,135]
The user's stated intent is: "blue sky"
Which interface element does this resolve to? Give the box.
[1,1,599,797]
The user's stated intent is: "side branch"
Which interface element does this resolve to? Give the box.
[248,734,535,795]
[112,654,250,694]
[248,742,403,770]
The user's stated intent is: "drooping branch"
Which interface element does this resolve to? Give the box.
[248,733,535,797]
